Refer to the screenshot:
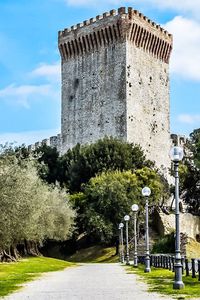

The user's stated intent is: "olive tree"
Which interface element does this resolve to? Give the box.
[0,151,75,261]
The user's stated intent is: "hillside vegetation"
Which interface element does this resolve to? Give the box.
[67,246,118,263]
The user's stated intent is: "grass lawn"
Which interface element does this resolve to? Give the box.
[126,264,200,299]
[0,256,74,297]
[67,245,119,263]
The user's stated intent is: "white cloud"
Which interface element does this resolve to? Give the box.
[139,0,200,18]
[0,61,61,108]
[0,83,58,108]
[64,0,200,18]
[30,62,61,83]
[0,128,60,147]
[164,16,200,81]
[178,114,200,125]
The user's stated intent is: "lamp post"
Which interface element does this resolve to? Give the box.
[119,222,124,263]
[131,204,139,267]
[118,224,121,262]
[170,146,184,289]
[118,223,122,263]
[142,186,151,273]
[124,215,130,265]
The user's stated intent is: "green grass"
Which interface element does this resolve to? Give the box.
[126,264,200,299]
[0,256,74,297]
[67,245,118,263]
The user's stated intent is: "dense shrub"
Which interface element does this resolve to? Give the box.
[152,233,175,254]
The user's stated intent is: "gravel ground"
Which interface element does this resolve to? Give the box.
[3,263,175,300]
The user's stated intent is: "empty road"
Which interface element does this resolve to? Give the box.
[4,263,174,300]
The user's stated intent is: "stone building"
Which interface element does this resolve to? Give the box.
[58,7,173,175]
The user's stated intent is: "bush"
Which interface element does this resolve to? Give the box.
[152,233,175,253]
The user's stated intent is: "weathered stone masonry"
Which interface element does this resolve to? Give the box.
[58,7,173,174]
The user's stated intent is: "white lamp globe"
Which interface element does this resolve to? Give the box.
[124,215,130,221]
[119,222,124,228]
[170,146,184,162]
[131,204,139,212]
[142,186,151,197]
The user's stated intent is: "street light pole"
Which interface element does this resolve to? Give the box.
[142,186,151,273]
[124,215,130,265]
[170,146,184,289]
[119,222,124,263]
[118,224,121,262]
[131,204,139,267]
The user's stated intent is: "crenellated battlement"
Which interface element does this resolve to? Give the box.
[27,134,61,153]
[58,8,119,37]
[58,7,172,63]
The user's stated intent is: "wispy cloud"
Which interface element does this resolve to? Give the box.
[165,16,200,81]
[165,1,200,20]
[177,114,200,125]
[0,62,61,108]
[0,128,60,146]
[0,83,57,108]
[30,62,61,83]
[64,0,200,18]
[138,0,200,19]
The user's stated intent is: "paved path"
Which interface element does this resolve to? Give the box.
[3,263,174,300]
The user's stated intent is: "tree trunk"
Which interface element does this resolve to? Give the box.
[1,250,16,262]
[34,242,42,256]
[25,240,41,256]
[10,245,20,260]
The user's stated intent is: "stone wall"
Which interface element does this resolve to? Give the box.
[153,210,200,240]
[58,7,173,173]
[27,134,61,152]
[61,41,127,152]
[126,39,171,175]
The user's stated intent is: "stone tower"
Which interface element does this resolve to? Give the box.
[58,7,173,173]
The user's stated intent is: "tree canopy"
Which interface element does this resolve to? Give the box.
[22,137,169,248]
[0,149,75,261]
[189,128,200,168]
[180,128,200,215]
[60,136,153,192]
[70,168,169,244]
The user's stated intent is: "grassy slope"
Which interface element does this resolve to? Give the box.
[67,245,118,263]
[126,264,200,299]
[0,257,74,297]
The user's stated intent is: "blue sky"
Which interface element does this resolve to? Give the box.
[0,0,200,145]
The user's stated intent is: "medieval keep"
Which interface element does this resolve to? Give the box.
[58,7,172,174]
[28,7,200,249]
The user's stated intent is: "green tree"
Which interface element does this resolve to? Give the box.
[0,149,75,261]
[34,144,61,184]
[189,128,200,168]
[181,163,200,215]
[61,137,153,192]
[179,128,200,215]
[70,168,169,247]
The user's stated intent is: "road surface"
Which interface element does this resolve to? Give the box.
[3,263,174,300]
